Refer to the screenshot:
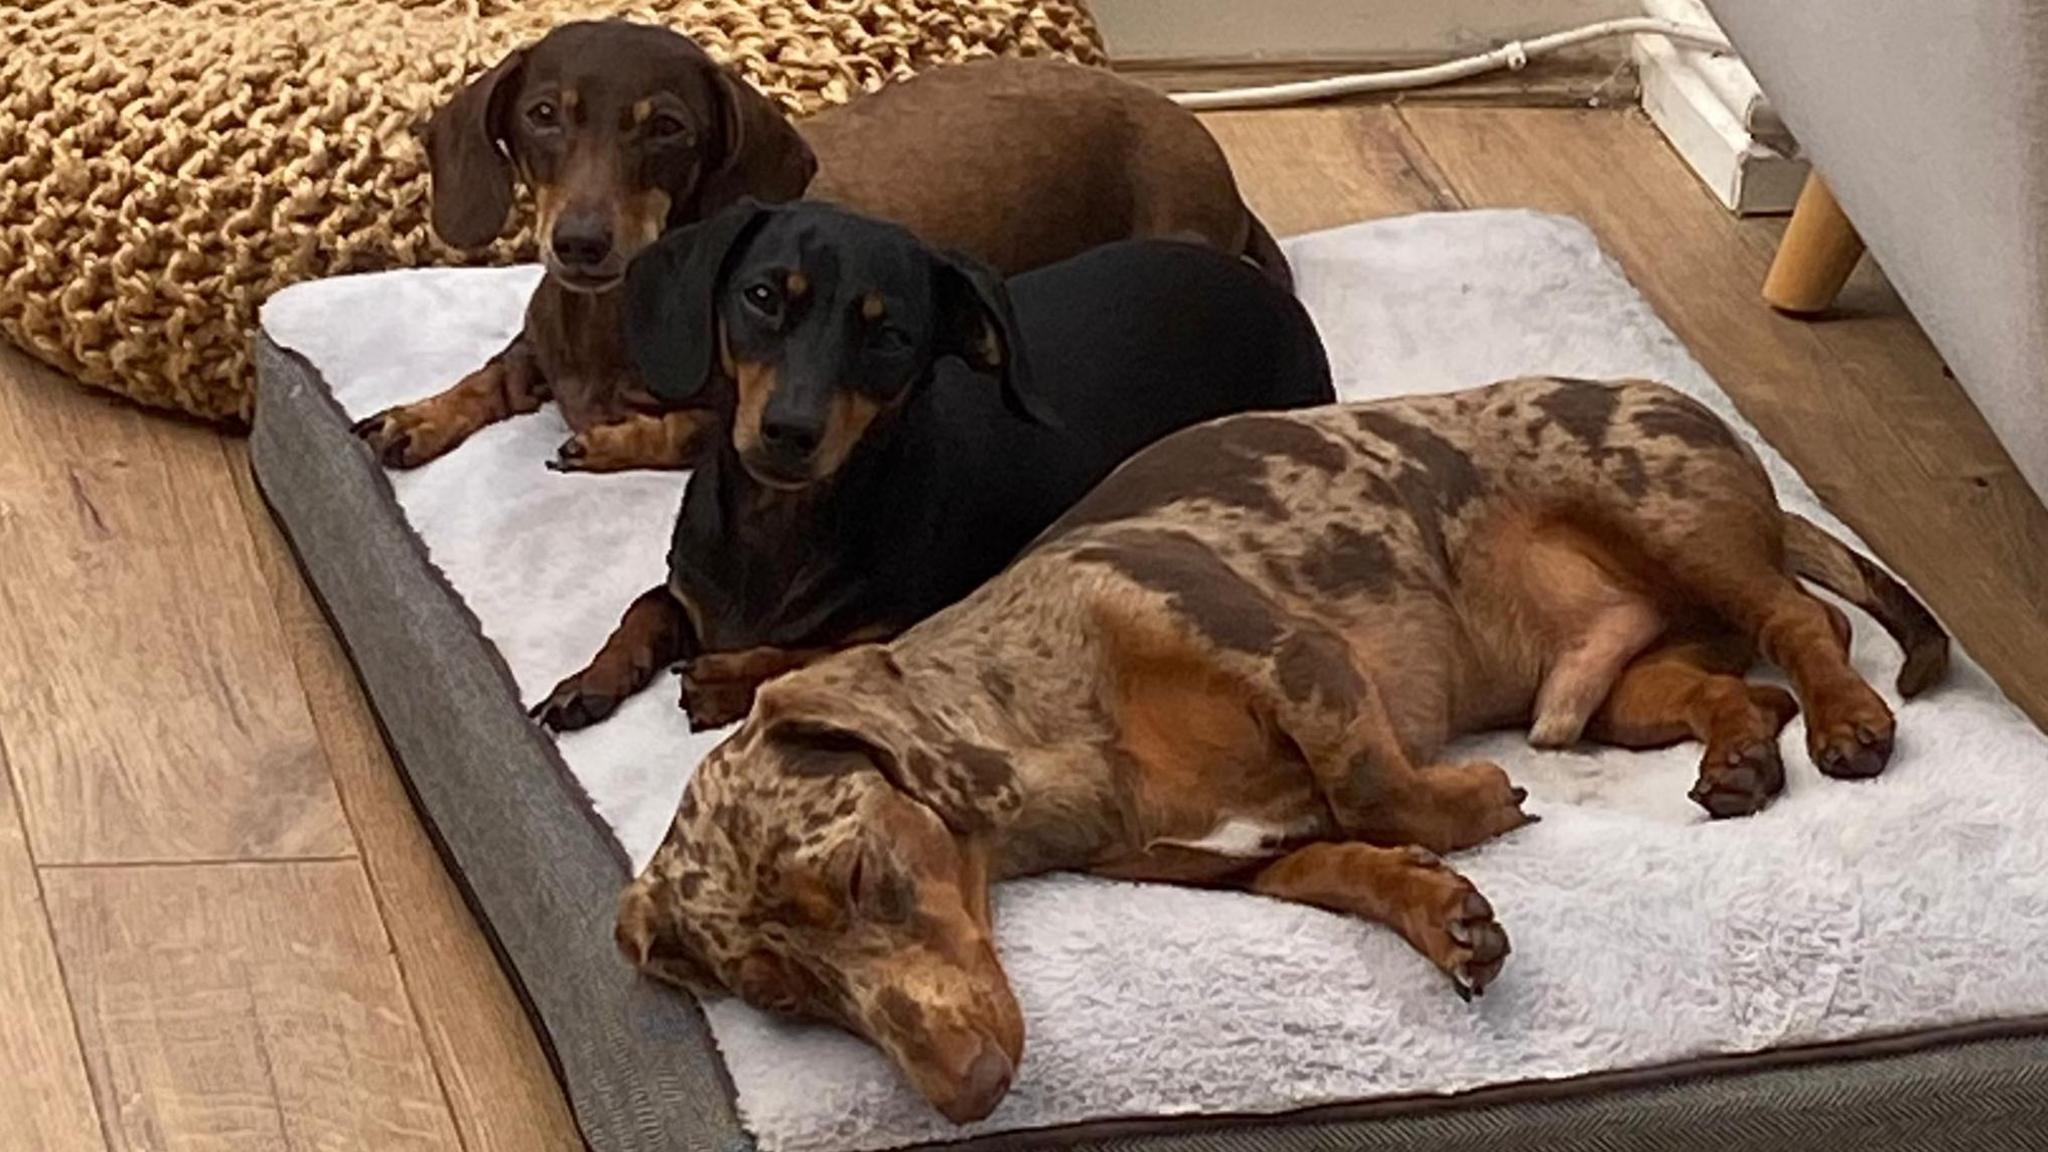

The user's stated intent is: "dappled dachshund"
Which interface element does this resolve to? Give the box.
[528,199,1334,731]
[352,20,1289,472]
[616,376,1949,1123]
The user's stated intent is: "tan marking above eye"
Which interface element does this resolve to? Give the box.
[632,99,653,124]
[785,271,809,298]
[861,294,886,322]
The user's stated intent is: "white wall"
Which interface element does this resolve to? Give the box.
[1091,0,1642,62]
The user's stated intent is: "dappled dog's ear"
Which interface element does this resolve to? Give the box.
[426,48,526,249]
[687,66,818,218]
[623,199,772,405]
[755,648,1022,834]
[933,251,1057,429]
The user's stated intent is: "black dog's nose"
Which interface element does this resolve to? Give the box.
[551,217,613,269]
[759,417,823,458]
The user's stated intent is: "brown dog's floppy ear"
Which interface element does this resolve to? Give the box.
[755,648,1022,834]
[687,66,817,219]
[933,252,1057,429]
[426,49,526,249]
[623,198,773,406]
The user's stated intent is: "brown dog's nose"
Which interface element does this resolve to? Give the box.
[551,215,614,270]
[932,1039,1015,1125]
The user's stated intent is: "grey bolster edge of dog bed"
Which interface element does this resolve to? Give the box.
[250,331,2048,1152]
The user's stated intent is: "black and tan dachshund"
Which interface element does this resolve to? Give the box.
[530,200,1335,731]
[350,20,1287,473]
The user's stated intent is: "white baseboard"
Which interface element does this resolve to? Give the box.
[1632,0,1806,215]
[1091,0,1638,62]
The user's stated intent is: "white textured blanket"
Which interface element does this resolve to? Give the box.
[261,211,2048,1152]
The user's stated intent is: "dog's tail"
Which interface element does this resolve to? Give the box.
[1241,210,1294,293]
[1783,513,1950,697]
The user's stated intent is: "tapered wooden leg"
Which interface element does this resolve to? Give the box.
[1763,173,1866,315]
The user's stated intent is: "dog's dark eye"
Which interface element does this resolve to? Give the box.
[742,283,781,317]
[526,100,559,130]
[648,113,690,141]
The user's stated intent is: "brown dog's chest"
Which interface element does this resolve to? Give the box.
[527,281,639,431]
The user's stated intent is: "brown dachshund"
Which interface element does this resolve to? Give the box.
[351,20,1284,472]
[615,376,1949,1123]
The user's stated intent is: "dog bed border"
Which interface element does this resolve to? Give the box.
[251,331,2048,1152]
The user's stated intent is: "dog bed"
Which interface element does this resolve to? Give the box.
[250,211,2048,1152]
[0,0,1103,425]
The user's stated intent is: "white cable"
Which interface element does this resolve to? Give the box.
[1168,17,1733,111]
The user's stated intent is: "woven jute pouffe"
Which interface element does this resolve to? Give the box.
[0,0,1104,424]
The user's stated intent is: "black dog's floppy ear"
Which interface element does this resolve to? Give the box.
[623,199,772,406]
[425,48,526,249]
[933,251,1055,428]
[754,648,1022,835]
[688,65,818,218]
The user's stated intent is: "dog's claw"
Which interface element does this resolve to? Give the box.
[549,436,590,473]
[352,410,437,469]
[531,681,621,732]
[1689,737,1785,818]
[1439,888,1509,1000]
[1808,693,1895,780]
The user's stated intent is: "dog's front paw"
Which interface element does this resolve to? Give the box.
[547,433,593,473]
[353,406,456,468]
[1398,848,1511,1000]
[548,421,669,473]
[678,668,757,731]
[530,673,626,732]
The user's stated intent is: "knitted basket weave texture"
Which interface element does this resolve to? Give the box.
[0,0,1104,423]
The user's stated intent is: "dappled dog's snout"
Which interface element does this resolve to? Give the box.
[896,1023,1018,1125]
[951,1039,1017,1125]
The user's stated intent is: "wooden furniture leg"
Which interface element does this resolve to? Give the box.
[1763,172,1866,315]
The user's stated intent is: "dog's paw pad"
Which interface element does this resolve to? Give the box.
[1812,717,1894,779]
[1445,890,1509,1000]
[1689,738,1785,818]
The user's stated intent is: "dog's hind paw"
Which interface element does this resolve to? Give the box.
[1810,712,1895,779]
[1688,737,1786,818]
[1396,760,1536,853]
[1392,848,1511,1000]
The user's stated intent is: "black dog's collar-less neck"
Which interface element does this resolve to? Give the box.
[669,393,927,654]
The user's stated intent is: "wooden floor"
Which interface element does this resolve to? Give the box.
[1,106,2043,1151]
